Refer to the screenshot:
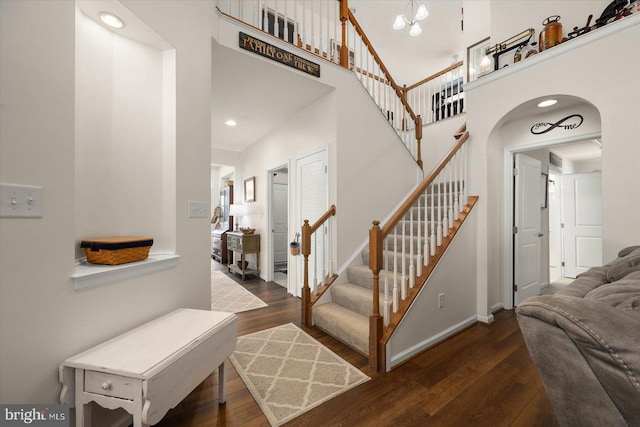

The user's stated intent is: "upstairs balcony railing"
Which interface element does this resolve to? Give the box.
[404,61,465,126]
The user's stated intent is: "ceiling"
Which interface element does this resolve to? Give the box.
[348,0,464,86]
[211,41,333,152]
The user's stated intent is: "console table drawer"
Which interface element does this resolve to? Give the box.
[85,371,135,400]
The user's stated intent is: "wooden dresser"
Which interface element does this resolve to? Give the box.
[227,231,260,279]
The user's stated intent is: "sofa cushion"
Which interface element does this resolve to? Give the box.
[619,246,640,257]
[557,274,607,298]
[607,248,640,283]
[585,271,640,312]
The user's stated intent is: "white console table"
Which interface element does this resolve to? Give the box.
[59,309,237,427]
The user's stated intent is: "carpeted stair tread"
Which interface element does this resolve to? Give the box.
[313,303,369,355]
[330,282,382,317]
[361,246,421,267]
[347,264,406,290]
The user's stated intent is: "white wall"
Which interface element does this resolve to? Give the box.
[465,16,640,316]
[389,208,477,369]
[0,0,215,404]
[421,115,467,174]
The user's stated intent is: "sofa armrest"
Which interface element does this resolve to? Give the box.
[516,295,640,426]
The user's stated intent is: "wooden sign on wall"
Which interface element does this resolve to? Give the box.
[239,32,320,78]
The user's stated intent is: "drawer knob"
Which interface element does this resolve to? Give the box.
[101,382,112,391]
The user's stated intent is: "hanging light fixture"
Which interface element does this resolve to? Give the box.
[393,0,429,37]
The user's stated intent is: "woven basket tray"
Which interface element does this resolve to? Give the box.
[81,237,153,265]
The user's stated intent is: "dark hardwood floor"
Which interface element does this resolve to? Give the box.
[156,262,558,426]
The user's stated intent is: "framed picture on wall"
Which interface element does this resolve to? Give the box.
[467,37,491,82]
[244,176,256,203]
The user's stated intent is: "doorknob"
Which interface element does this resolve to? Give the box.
[537,233,544,237]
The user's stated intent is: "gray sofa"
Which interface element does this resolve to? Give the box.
[516,246,640,427]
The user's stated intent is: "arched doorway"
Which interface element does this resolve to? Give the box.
[486,94,602,308]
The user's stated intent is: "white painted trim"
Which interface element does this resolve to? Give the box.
[477,313,495,324]
[72,252,180,290]
[491,302,504,314]
[389,315,478,369]
[465,14,640,93]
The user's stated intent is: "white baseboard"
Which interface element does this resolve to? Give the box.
[389,314,478,369]
[491,302,504,313]
[477,313,495,324]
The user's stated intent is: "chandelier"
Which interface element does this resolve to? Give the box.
[393,0,429,37]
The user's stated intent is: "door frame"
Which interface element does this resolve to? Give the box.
[266,163,289,282]
[501,131,601,309]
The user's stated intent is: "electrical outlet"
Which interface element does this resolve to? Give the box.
[438,293,445,309]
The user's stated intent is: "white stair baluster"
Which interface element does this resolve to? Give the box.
[311,1,316,54]
[393,224,399,313]
[437,174,444,244]
[313,233,318,295]
[328,217,333,277]
[263,0,268,32]
[274,0,279,38]
[422,187,433,266]
[401,214,407,300]
[334,0,338,64]
[409,203,416,288]
[383,236,390,326]
[448,163,454,229]
[463,141,468,206]
[416,193,423,277]
[454,152,460,216]
[443,167,449,238]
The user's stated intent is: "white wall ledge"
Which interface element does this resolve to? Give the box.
[71,252,180,290]
[465,13,640,93]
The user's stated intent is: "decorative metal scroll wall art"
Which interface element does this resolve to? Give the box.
[531,114,584,135]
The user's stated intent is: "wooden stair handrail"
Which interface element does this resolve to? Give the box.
[403,60,464,92]
[380,131,468,238]
[346,10,417,124]
[301,204,337,327]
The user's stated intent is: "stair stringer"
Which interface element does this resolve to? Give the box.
[385,199,479,371]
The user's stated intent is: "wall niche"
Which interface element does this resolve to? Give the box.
[74,2,176,269]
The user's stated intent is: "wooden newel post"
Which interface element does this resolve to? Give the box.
[368,221,384,372]
[416,115,423,170]
[302,220,312,327]
[339,0,349,69]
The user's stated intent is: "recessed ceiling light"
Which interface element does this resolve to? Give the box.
[225,120,237,127]
[99,12,125,29]
[537,99,557,108]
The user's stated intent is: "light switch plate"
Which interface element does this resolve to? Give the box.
[0,183,43,218]
[188,201,209,218]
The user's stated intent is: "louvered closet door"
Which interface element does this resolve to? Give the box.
[295,148,328,298]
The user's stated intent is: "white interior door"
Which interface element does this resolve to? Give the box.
[514,153,543,305]
[295,149,328,298]
[273,182,288,271]
[562,172,602,278]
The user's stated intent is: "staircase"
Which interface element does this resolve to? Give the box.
[313,192,460,356]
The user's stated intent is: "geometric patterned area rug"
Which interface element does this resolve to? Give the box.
[229,323,370,426]
[211,270,268,313]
